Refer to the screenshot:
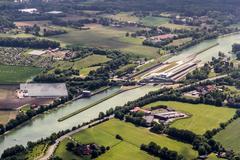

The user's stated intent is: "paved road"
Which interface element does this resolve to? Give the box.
[37,117,111,160]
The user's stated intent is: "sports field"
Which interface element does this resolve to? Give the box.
[0,65,42,84]
[54,119,197,160]
[214,118,240,154]
[143,101,236,134]
[49,24,159,58]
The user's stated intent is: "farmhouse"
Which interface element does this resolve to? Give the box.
[18,83,68,98]
[130,107,151,115]
[153,112,185,121]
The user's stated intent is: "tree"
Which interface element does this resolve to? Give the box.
[66,142,75,151]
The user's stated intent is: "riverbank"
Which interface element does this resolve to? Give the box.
[58,85,142,122]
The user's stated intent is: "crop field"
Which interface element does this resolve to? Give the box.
[54,119,197,159]
[0,110,17,124]
[0,65,42,84]
[214,118,240,154]
[143,101,236,134]
[49,24,159,58]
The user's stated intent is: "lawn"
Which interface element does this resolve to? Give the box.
[80,66,100,77]
[143,101,236,134]
[49,24,159,58]
[214,118,240,154]
[0,65,42,84]
[140,16,169,26]
[66,119,197,159]
[54,138,81,160]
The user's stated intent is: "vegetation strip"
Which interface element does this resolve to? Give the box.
[58,86,141,122]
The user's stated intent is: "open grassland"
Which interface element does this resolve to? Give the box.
[167,37,192,47]
[102,12,139,22]
[140,16,169,26]
[0,65,42,84]
[207,153,225,160]
[68,119,197,159]
[160,23,193,30]
[0,111,17,124]
[26,143,48,160]
[143,101,236,134]
[73,54,111,70]
[214,118,240,154]
[51,54,109,76]
[49,24,159,58]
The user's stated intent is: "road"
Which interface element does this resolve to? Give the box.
[37,117,112,160]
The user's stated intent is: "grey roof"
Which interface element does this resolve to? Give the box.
[20,83,68,97]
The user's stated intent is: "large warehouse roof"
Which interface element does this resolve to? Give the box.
[20,83,68,97]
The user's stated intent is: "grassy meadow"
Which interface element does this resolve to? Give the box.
[143,101,236,134]
[49,24,159,58]
[50,54,110,76]
[55,119,197,160]
[0,65,42,84]
[214,118,240,154]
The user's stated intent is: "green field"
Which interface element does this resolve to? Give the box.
[140,16,169,26]
[160,23,193,30]
[73,54,111,70]
[54,119,197,160]
[49,24,159,58]
[214,118,240,154]
[26,143,48,160]
[51,54,110,76]
[0,65,42,84]
[143,101,236,134]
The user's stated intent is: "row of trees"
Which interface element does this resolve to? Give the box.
[0,37,60,49]
[140,142,184,160]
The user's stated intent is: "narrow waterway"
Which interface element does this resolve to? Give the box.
[1,33,240,155]
[168,33,240,63]
[0,85,161,155]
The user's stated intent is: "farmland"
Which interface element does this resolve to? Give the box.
[0,65,42,84]
[55,119,197,159]
[140,16,169,26]
[0,110,17,124]
[214,118,240,154]
[50,54,110,76]
[143,101,236,134]
[49,24,159,58]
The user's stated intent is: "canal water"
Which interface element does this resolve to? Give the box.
[168,33,240,63]
[0,86,161,154]
[1,33,240,155]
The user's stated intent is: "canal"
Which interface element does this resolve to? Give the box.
[168,33,240,63]
[1,33,240,155]
[0,86,161,154]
